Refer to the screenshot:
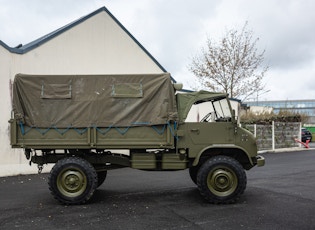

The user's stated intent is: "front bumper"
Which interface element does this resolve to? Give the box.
[256,155,265,167]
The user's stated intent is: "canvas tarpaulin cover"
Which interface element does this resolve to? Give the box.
[176,91,227,122]
[13,73,178,128]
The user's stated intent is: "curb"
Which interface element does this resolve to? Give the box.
[258,147,313,154]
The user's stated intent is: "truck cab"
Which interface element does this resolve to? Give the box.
[176,91,263,170]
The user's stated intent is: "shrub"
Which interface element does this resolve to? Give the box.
[241,110,308,124]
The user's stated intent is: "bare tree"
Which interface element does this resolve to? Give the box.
[189,22,268,100]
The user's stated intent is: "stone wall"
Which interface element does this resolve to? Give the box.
[244,122,301,151]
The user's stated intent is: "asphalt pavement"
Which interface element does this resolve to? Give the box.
[1,149,315,230]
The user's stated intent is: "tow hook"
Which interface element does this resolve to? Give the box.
[38,164,43,174]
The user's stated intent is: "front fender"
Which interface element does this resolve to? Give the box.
[192,144,254,167]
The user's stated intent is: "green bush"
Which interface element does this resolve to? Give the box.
[241,110,307,124]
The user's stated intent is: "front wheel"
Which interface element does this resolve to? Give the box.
[48,157,98,205]
[197,156,246,204]
[189,166,199,185]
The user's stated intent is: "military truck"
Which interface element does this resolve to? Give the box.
[10,73,264,205]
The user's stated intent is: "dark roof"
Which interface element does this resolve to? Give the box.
[0,6,176,81]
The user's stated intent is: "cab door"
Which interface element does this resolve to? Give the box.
[186,122,235,146]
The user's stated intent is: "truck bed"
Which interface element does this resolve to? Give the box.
[10,119,175,149]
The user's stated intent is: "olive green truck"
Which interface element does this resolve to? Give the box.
[10,73,264,205]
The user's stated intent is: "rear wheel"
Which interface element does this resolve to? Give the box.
[48,157,98,205]
[96,170,107,188]
[197,156,246,204]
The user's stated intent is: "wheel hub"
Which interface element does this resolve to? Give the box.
[207,167,238,196]
[213,170,232,190]
[65,173,81,189]
[57,169,87,197]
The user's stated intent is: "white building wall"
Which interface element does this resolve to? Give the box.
[12,13,163,75]
[0,10,164,176]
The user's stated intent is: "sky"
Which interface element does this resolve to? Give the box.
[1,0,315,101]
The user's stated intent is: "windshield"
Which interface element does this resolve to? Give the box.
[213,99,232,119]
[186,98,233,122]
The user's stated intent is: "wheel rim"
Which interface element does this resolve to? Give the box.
[207,166,238,197]
[57,168,87,198]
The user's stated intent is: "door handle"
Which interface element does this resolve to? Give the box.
[190,129,200,134]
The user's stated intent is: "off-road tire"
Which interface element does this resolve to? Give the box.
[96,171,107,188]
[197,156,246,204]
[189,166,199,185]
[48,157,98,205]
